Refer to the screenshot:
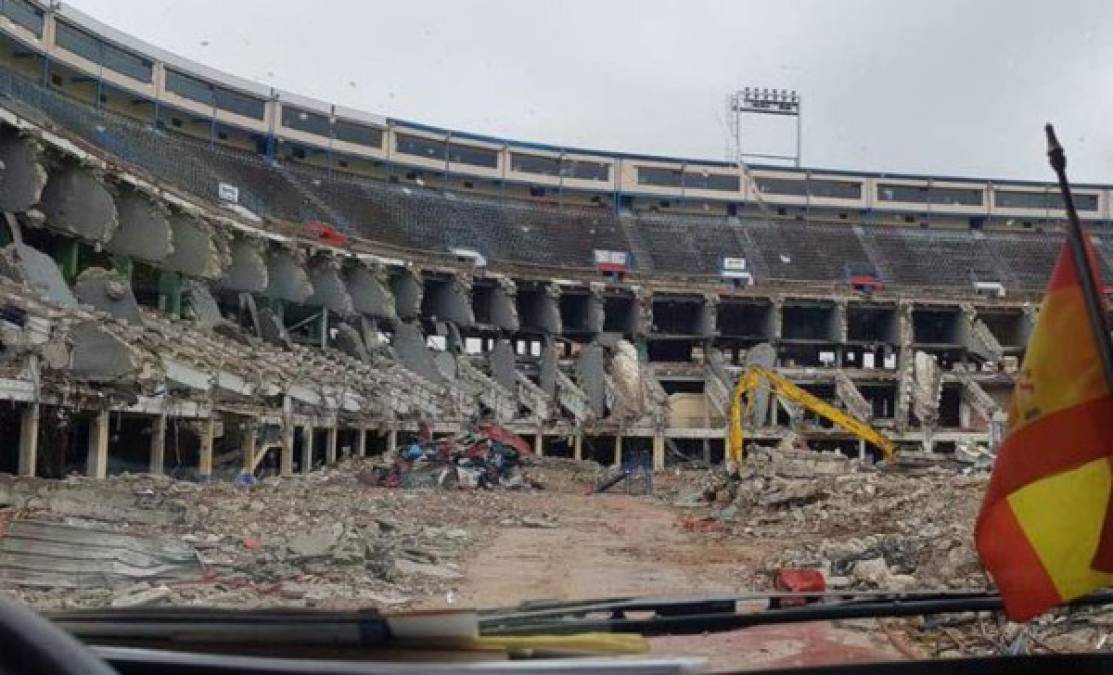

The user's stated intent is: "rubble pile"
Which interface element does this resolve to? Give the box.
[0,458,558,611]
[668,448,989,591]
[362,424,541,491]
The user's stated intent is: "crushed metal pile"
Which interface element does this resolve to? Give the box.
[0,457,583,612]
[359,423,541,490]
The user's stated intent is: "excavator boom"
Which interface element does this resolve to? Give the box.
[728,366,896,463]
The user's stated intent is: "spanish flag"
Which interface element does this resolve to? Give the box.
[975,231,1113,621]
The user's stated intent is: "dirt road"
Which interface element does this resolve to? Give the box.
[432,490,904,672]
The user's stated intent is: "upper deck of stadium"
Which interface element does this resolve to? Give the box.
[0,0,1110,231]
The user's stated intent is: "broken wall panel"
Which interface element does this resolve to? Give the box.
[0,242,76,306]
[305,256,355,315]
[219,237,268,293]
[911,307,962,345]
[161,214,228,280]
[650,295,713,336]
[0,128,47,212]
[39,164,118,243]
[602,293,639,335]
[717,300,775,339]
[516,284,562,334]
[847,304,900,344]
[74,267,142,324]
[263,248,313,303]
[344,264,396,320]
[781,303,839,342]
[105,188,173,262]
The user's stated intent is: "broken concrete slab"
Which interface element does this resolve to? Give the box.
[257,306,291,347]
[161,213,228,280]
[392,319,442,382]
[287,523,344,558]
[39,163,118,243]
[334,322,369,362]
[305,256,355,315]
[263,248,313,304]
[105,188,173,262]
[575,342,608,418]
[390,268,423,320]
[185,280,223,328]
[538,341,558,396]
[433,351,458,381]
[344,263,396,320]
[422,277,475,328]
[74,266,142,324]
[488,338,516,391]
[220,236,268,293]
[0,241,77,307]
[69,321,142,381]
[0,128,47,212]
[487,279,519,332]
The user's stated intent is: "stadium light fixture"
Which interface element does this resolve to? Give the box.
[726,85,803,167]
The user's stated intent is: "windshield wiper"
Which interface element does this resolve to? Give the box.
[479,589,1113,637]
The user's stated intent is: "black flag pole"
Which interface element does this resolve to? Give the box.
[1045,124,1113,394]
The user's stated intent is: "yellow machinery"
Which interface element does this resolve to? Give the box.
[727,366,897,464]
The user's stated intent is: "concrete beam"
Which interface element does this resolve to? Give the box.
[162,214,228,280]
[300,425,314,474]
[149,414,166,475]
[86,409,109,479]
[17,403,38,477]
[39,164,118,243]
[199,417,215,480]
[345,263,396,320]
[0,128,46,212]
[306,256,356,314]
[326,426,338,465]
[106,188,173,262]
[74,267,142,324]
[220,236,269,293]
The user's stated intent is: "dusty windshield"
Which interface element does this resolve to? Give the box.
[0,0,1111,671]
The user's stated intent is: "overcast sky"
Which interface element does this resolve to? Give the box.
[64,0,1113,183]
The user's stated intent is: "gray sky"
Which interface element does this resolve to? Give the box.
[66,0,1113,182]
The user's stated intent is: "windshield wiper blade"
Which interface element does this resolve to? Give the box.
[479,589,1113,637]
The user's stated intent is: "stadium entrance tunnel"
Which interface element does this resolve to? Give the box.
[847,305,900,344]
[781,302,839,342]
[717,299,775,341]
[650,295,712,337]
[976,309,1031,352]
[912,307,963,345]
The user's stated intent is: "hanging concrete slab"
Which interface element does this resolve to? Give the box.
[39,164,118,243]
[184,280,222,328]
[69,322,142,381]
[489,338,516,391]
[263,248,313,303]
[105,188,173,262]
[0,242,76,307]
[390,268,423,320]
[344,263,396,320]
[305,256,355,314]
[74,267,142,325]
[161,214,228,280]
[220,236,268,293]
[0,127,47,212]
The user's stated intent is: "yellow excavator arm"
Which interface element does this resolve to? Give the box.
[727,366,896,463]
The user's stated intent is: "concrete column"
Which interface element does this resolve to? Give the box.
[86,410,109,479]
[149,414,166,475]
[198,417,215,480]
[325,425,338,465]
[533,431,543,457]
[17,403,39,477]
[355,425,367,458]
[280,423,294,476]
[573,434,583,461]
[858,439,866,461]
[301,425,314,474]
[240,420,257,473]
[613,434,623,468]
[652,432,665,471]
[386,429,398,453]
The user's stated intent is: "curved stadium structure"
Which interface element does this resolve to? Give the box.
[0,0,1109,477]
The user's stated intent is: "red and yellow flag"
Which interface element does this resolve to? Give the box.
[975,233,1113,621]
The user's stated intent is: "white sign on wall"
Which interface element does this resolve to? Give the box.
[593,250,629,266]
[218,182,240,204]
[721,257,747,272]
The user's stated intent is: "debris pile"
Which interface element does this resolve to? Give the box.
[666,448,988,591]
[0,459,533,611]
[362,424,540,491]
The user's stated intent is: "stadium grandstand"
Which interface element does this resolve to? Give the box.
[0,0,1108,478]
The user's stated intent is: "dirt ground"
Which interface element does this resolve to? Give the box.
[418,488,904,673]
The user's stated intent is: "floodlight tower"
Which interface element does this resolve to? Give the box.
[726,87,802,167]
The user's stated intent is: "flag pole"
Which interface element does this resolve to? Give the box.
[1045,124,1113,394]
